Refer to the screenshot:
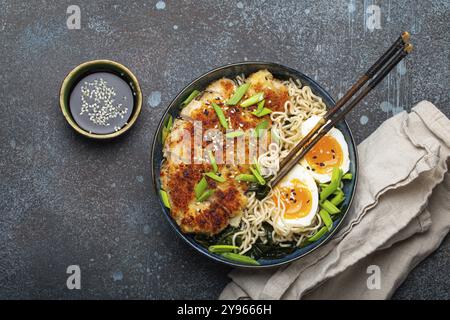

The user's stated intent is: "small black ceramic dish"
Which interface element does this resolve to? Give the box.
[60,60,142,139]
[151,62,358,268]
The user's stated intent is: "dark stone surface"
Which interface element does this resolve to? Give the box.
[0,0,448,299]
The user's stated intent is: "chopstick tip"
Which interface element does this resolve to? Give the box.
[401,31,411,43]
[404,43,413,54]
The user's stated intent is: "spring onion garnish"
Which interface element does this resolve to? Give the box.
[342,172,353,180]
[319,167,342,201]
[221,252,260,266]
[205,172,226,183]
[227,83,250,105]
[182,89,200,106]
[320,200,341,214]
[194,177,208,199]
[208,150,218,173]
[240,92,264,108]
[162,128,169,144]
[208,245,239,254]
[225,130,245,138]
[319,209,333,231]
[212,102,228,129]
[253,157,262,175]
[197,189,214,202]
[250,167,265,185]
[252,107,272,117]
[161,114,173,144]
[330,191,345,206]
[165,115,173,131]
[159,190,171,209]
[254,119,269,138]
[255,99,265,113]
[235,174,258,183]
[307,226,328,242]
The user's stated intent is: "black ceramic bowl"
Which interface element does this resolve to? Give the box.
[151,62,358,268]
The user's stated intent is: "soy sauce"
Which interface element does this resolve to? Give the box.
[69,72,134,135]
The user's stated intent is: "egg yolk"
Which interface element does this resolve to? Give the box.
[304,135,343,174]
[274,179,313,220]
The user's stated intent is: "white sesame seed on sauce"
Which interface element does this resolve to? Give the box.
[69,72,134,135]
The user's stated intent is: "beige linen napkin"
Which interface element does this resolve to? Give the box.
[220,100,450,300]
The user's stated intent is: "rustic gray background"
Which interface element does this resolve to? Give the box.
[0,0,449,299]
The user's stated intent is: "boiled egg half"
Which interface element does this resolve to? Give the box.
[300,115,350,183]
[273,164,319,228]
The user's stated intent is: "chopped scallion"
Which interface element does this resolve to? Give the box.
[225,130,245,138]
[240,92,264,108]
[208,245,239,253]
[255,99,265,113]
[319,209,333,231]
[166,114,173,130]
[227,83,250,105]
[159,190,171,209]
[204,172,226,183]
[342,172,353,180]
[320,199,341,214]
[221,252,260,265]
[197,189,214,202]
[250,167,266,185]
[208,150,218,173]
[182,90,200,106]
[212,102,228,129]
[252,107,272,117]
[307,226,328,242]
[235,174,258,183]
[194,177,208,199]
[330,191,345,207]
[319,167,341,201]
[254,119,269,138]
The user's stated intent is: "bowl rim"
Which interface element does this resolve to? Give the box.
[151,61,358,268]
[59,59,143,139]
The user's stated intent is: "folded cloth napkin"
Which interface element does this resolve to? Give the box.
[220,100,450,300]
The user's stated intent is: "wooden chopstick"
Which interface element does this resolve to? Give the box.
[270,43,413,188]
[278,32,410,170]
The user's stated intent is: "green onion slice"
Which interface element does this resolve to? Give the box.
[240,92,264,108]
[330,192,345,207]
[208,150,218,173]
[252,107,272,117]
[208,245,239,254]
[197,189,214,202]
[204,172,226,183]
[235,174,258,183]
[254,119,269,138]
[342,172,353,180]
[250,167,265,185]
[253,157,262,176]
[225,130,245,138]
[319,167,342,201]
[320,200,341,214]
[212,102,228,129]
[319,209,333,231]
[160,190,171,209]
[255,99,265,113]
[166,114,173,130]
[307,226,328,242]
[194,177,208,199]
[182,90,200,106]
[227,83,250,105]
[161,127,169,144]
[161,114,173,145]
[221,252,260,265]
